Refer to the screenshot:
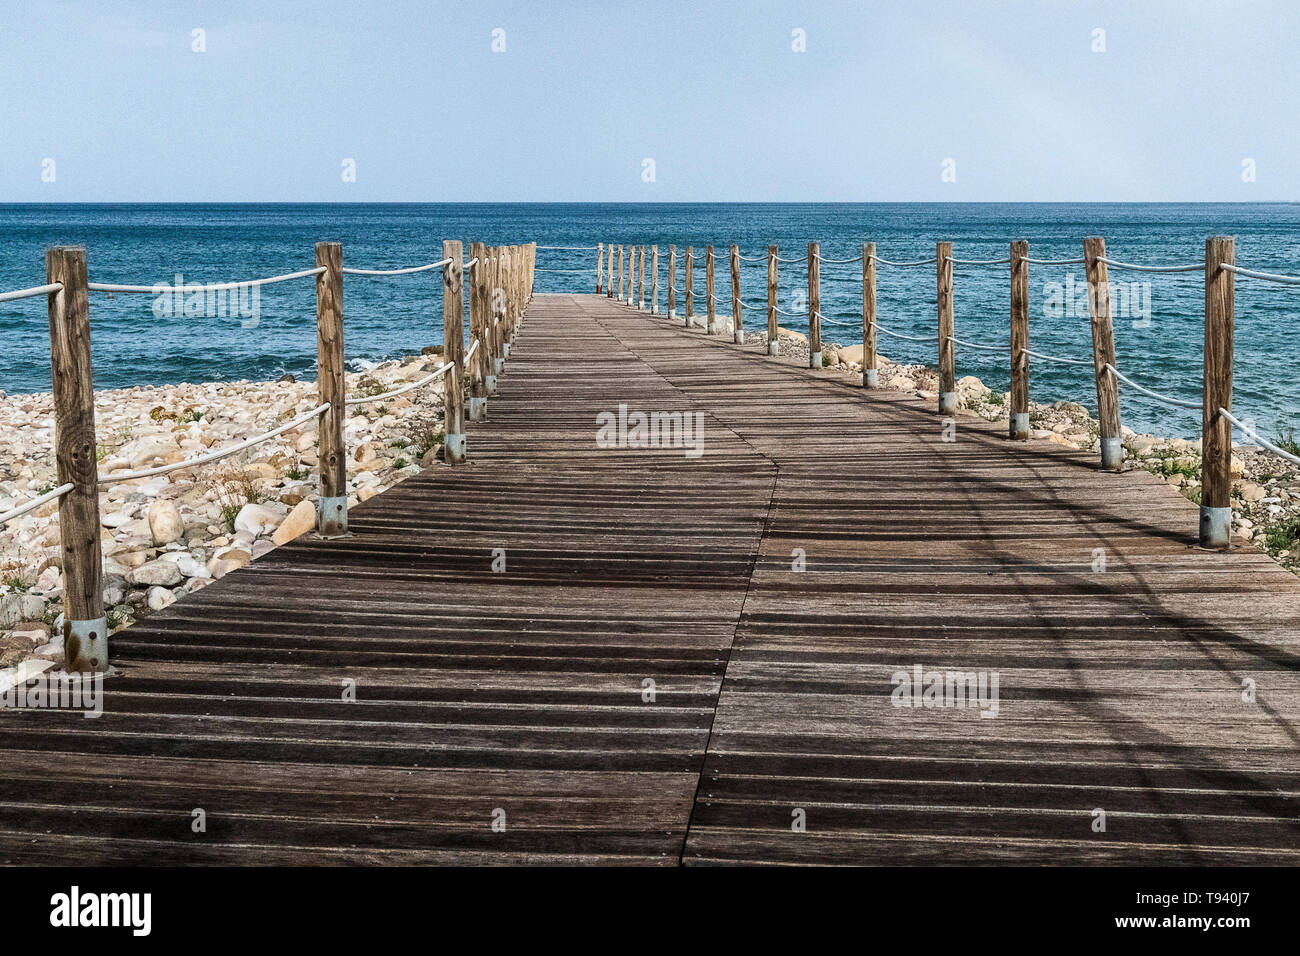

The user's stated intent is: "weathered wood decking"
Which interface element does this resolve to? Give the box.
[2,293,1297,865]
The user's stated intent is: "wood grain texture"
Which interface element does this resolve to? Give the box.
[3,294,1297,866]
[1202,237,1235,514]
[1009,240,1029,439]
[1083,236,1122,462]
[45,246,104,669]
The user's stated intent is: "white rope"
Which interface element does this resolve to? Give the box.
[947,334,1007,352]
[535,268,593,273]
[345,363,451,407]
[464,257,478,268]
[341,258,451,277]
[0,483,74,527]
[100,403,329,485]
[464,339,479,366]
[737,254,769,262]
[870,255,937,267]
[1097,256,1202,274]
[1020,347,1093,367]
[1103,364,1200,410]
[775,256,804,264]
[815,253,864,264]
[1220,408,1300,466]
[814,311,860,328]
[537,245,598,250]
[871,321,930,342]
[947,256,1011,266]
[88,266,326,294]
[1221,263,1300,286]
[1022,256,1085,266]
[0,282,62,303]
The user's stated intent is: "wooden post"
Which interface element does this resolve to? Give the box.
[863,242,878,387]
[45,247,105,671]
[650,245,659,314]
[767,245,778,356]
[443,240,466,463]
[313,242,348,540]
[730,244,742,344]
[937,241,956,413]
[606,244,615,298]
[624,245,633,305]
[468,241,489,420]
[596,242,604,294]
[618,245,626,302]
[705,246,716,333]
[490,247,504,378]
[1201,237,1235,548]
[668,245,677,317]
[1083,237,1123,470]
[685,246,694,324]
[1009,241,1030,439]
[631,245,639,306]
[638,245,646,309]
[808,242,821,368]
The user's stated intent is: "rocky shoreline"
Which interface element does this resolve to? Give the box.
[0,351,450,668]
[3,331,1298,672]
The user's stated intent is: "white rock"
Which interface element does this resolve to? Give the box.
[127,559,183,587]
[147,499,185,545]
[234,503,284,535]
[146,586,176,611]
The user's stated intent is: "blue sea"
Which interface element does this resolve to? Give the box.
[2,203,1298,438]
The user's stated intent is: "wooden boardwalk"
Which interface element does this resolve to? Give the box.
[2,293,1297,865]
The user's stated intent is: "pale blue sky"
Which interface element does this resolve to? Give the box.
[3,0,1296,201]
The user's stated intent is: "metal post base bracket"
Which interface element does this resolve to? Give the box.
[1101,437,1124,471]
[939,391,958,414]
[317,496,349,539]
[768,341,780,356]
[444,432,467,464]
[65,616,109,672]
[863,368,879,388]
[468,397,487,420]
[1011,412,1030,440]
[733,331,744,344]
[809,350,822,370]
[485,373,497,394]
[1199,506,1233,549]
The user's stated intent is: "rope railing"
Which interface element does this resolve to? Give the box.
[1019,347,1093,367]
[1220,408,1300,467]
[1221,263,1300,285]
[1103,363,1201,411]
[0,483,74,527]
[340,258,452,276]
[613,234,1297,553]
[870,255,938,267]
[1096,255,1202,274]
[872,321,931,342]
[947,334,1007,352]
[344,363,452,407]
[0,282,63,303]
[99,403,331,486]
[87,266,327,294]
[0,239,538,670]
